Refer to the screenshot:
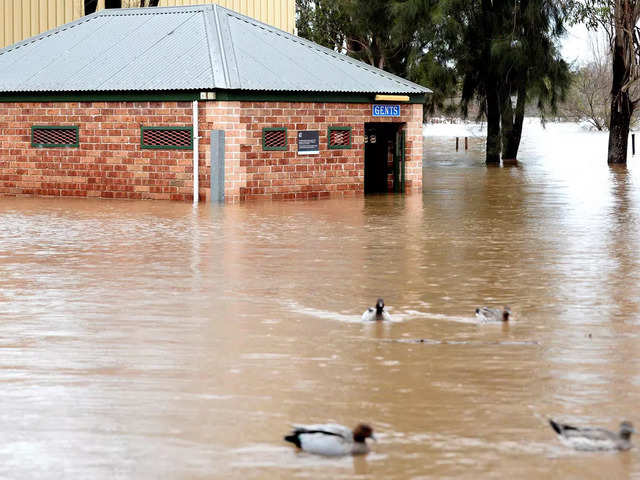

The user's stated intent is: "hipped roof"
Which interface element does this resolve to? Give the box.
[0,4,430,95]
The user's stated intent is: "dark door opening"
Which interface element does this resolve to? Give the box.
[364,123,406,194]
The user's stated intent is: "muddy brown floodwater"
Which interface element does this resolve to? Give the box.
[1,122,640,479]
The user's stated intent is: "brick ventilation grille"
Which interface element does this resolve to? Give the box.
[33,128,76,146]
[264,129,286,148]
[143,128,191,147]
[330,129,350,147]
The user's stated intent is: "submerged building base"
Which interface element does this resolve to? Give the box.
[0,100,423,202]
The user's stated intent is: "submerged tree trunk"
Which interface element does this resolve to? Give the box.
[607,6,635,164]
[486,84,502,163]
[503,83,527,160]
[608,92,632,164]
[500,91,513,158]
[481,0,501,164]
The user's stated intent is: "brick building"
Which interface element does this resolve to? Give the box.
[0,4,429,202]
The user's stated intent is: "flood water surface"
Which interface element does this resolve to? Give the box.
[1,122,640,478]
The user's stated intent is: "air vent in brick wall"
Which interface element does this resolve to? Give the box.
[262,128,287,151]
[141,127,193,150]
[328,127,352,149]
[31,126,79,148]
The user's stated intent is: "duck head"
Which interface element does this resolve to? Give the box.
[375,299,385,314]
[502,306,512,322]
[353,423,376,443]
[620,421,635,440]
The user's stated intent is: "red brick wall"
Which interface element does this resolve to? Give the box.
[0,101,200,201]
[0,100,423,202]
[203,101,423,202]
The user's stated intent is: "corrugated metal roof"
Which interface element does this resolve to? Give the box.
[0,4,430,94]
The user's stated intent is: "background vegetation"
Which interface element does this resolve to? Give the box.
[296,0,640,164]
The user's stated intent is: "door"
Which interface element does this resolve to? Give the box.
[393,130,406,193]
[364,123,405,194]
[364,124,389,194]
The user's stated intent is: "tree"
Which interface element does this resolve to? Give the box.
[295,0,457,114]
[499,1,571,160]
[392,1,460,114]
[562,38,612,130]
[572,0,640,164]
[448,0,570,163]
[296,1,414,73]
[606,1,640,163]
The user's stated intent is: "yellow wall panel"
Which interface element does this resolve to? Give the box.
[0,0,294,48]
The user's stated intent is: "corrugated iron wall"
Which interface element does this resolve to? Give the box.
[2,0,84,49]
[1,0,295,48]
[156,1,294,33]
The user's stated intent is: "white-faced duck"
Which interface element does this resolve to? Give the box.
[475,306,511,322]
[362,298,392,321]
[549,419,634,451]
[284,423,375,456]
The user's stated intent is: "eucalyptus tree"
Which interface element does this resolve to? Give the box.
[572,0,640,164]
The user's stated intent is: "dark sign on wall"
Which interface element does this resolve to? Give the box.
[298,130,319,155]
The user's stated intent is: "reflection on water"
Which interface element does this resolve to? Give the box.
[0,122,640,478]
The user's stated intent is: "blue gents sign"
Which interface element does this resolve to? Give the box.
[372,104,401,117]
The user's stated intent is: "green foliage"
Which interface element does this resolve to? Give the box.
[567,0,614,30]
[450,0,570,115]
[295,1,349,50]
[295,0,458,114]
[295,0,572,145]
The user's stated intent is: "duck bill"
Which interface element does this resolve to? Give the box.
[370,434,377,442]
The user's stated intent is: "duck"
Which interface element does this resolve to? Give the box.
[284,423,375,456]
[362,298,392,321]
[475,306,511,322]
[549,419,635,451]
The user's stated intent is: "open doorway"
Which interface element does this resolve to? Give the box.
[364,123,406,194]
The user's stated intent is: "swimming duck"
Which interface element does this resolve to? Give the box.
[549,419,635,451]
[362,298,392,321]
[475,306,511,322]
[284,423,375,456]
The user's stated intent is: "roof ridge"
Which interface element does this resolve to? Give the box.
[210,4,231,88]
[201,5,222,89]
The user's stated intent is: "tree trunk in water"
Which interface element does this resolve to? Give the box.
[486,81,501,163]
[500,92,513,158]
[607,42,633,164]
[503,83,526,160]
[481,0,501,164]
[608,93,632,164]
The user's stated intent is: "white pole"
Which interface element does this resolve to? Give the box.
[192,100,199,204]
